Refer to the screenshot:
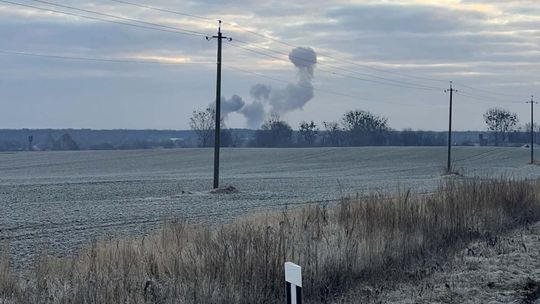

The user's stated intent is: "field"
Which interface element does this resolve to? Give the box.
[0,146,538,266]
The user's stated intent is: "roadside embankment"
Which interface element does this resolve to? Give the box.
[1,178,539,303]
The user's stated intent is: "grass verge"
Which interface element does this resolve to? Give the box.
[1,178,539,303]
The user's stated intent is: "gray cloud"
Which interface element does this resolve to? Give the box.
[0,0,538,131]
[326,4,488,34]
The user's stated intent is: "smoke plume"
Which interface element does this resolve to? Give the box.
[250,84,272,101]
[288,47,317,80]
[219,46,317,128]
[239,101,265,129]
[221,94,245,117]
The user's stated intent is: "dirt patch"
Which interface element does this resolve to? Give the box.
[441,170,463,177]
[210,185,239,194]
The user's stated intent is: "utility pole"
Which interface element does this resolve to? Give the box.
[445,81,457,173]
[28,135,33,152]
[207,20,232,189]
[527,96,538,164]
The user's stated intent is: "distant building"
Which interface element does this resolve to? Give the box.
[169,138,187,148]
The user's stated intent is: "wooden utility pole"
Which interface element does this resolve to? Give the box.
[28,135,33,151]
[207,20,231,189]
[445,81,457,173]
[527,96,538,164]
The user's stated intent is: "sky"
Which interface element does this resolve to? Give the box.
[0,0,538,131]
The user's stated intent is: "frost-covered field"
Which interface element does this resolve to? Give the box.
[0,146,538,265]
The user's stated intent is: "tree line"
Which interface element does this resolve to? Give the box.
[0,107,534,151]
[190,106,537,148]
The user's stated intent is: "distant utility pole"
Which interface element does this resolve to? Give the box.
[207,20,232,189]
[445,81,457,173]
[28,135,33,152]
[527,96,538,164]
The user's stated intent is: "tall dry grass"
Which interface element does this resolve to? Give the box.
[1,178,539,304]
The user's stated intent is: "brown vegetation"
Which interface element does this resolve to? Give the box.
[1,178,539,303]
[334,220,540,303]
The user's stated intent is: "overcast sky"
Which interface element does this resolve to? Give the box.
[0,0,538,131]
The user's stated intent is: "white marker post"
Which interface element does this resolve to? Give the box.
[285,262,302,304]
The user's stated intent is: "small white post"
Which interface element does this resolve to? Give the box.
[285,262,302,304]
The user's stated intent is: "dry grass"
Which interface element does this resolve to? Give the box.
[336,220,540,303]
[1,178,539,304]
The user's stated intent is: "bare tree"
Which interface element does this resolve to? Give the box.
[255,113,293,147]
[322,121,341,146]
[342,110,388,132]
[189,108,215,147]
[483,108,518,145]
[299,120,318,146]
[341,110,389,145]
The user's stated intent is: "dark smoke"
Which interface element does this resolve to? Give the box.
[239,101,265,129]
[221,94,245,116]
[220,46,317,128]
[250,84,272,101]
[288,47,317,79]
[267,47,317,115]
[269,81,314,114]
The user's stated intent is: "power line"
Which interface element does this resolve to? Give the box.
[227,65,363,100]
[231,39,445,91]
[109,0,214,21]
[104,0,450,85]
[29,0,210,37]
[455,91,520,105]
[85,0,526,96]
[233,35,532,100]
[224,65,446,109]
[0,49,215,65]
[225,40,443,92]
[231,28,448,84]
[462,91,522,104]
[0,0,208,37]
[107,0,298,47]
[93,0,535,99]
[0,47,442,109]
[1,1,531,113]
[232,30,448,85]
[453,81,526,99]
[230,39,520,99]
[314,53,449,84]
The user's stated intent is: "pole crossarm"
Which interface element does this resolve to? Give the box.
[205,20,233,42]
